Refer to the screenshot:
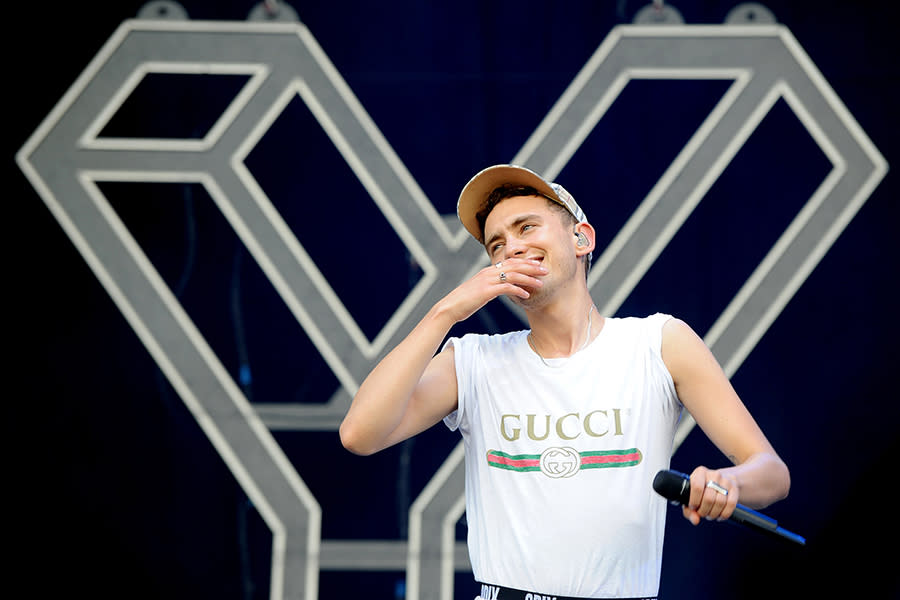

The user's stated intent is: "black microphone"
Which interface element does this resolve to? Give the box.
[653,469,806,546]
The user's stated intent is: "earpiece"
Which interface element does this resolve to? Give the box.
[576,232,589,247]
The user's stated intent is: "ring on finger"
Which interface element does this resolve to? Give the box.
[499,272,507,283]
[706,481,728,496]
[494,261,503,269]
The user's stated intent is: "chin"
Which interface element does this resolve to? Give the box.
[512,287,547,310]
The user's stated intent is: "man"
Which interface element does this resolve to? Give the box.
[340,164,790,599]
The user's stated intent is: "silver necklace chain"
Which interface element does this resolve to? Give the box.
[527,305,594,368]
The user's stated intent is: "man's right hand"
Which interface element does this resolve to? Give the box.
[437,257,547,324]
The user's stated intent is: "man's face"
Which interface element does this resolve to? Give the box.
[482,195,579,307]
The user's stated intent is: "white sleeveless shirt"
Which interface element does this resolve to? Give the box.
[443,313,682,598]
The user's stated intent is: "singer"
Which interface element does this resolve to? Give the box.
[340,165,791,599]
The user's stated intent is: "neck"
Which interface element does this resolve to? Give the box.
[528,302,599,358]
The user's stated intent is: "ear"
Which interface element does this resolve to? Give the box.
[573,222,595,257]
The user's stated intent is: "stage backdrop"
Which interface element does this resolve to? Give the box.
[13,1,898,599]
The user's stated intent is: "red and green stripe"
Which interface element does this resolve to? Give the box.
[486,450,542,472]
[579,448,643,469]
[486,448,642,472]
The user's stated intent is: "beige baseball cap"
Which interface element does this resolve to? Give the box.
[456,164,589,244]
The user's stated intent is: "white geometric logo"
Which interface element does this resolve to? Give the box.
[17,20,886,600]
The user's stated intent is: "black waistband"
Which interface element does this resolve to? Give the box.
[477,582,657,600]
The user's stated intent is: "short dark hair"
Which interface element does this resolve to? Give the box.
[475,185,576,242]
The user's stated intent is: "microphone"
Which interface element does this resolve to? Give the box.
[653,469,806,546]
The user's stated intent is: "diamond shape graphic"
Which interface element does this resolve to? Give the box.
[16,20,487,600]
[16,20,888,600]
[404,25,889,600]
[511,25,889,445]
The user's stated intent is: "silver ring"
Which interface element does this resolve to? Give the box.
[706,481,728,496]
[499,272,507,283]
[494,261,503,269]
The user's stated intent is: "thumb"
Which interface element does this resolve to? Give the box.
[682,505,701,526]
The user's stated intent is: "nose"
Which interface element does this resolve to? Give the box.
[503,236,528,259]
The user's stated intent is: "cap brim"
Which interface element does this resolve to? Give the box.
[457,164,559,243]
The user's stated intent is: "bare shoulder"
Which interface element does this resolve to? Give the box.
[659,317,724,386]
[661,316,696,341]
[417,344,459,412]
[426,342,456,378]
[660,317,705,359]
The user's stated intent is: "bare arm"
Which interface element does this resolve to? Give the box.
[339,304,459,456]
[340,257,547,455]
[661,318,791,525]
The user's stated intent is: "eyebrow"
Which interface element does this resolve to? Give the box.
[484,213,543,250]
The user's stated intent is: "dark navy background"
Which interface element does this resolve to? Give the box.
[13,1,899,598]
